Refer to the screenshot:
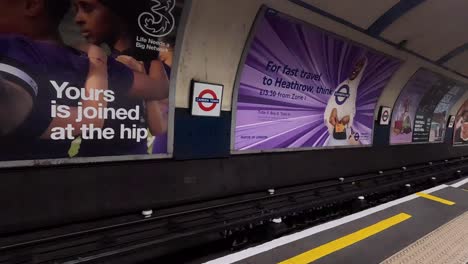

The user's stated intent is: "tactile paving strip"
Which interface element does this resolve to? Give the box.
[380,212,468,264]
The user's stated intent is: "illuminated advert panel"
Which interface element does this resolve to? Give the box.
[232,8,402,153]
[0,0,187,167]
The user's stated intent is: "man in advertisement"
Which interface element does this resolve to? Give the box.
[73,0,180,155]
[0,0,111,159]
[324,57,368,146]
[0,0,176,161]
[0,69,35,137]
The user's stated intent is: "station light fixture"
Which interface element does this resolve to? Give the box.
[142,209,153,218]
[272,218,282,224]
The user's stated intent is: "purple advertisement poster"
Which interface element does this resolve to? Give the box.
[429,85,466,143]
[0,0,185,166]
[390,69,442,144]
[233,9,401,152]
[390,68,467,144]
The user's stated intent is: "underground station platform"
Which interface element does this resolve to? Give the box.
[3,0,468,264]
[203,178,468,264]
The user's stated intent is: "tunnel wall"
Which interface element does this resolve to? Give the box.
[1,137,466,234]
[174,0,468,113]
[1,0,468,234]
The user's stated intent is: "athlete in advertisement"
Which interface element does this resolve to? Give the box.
[0,0,177,162]
[73,0,179,154]
[0,0,111,159]
[234,9,401,151]
[324,57,368,146]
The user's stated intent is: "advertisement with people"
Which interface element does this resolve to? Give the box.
[390,69,466,144]
[411,78,453,143]
[0,0,185,165]
[454,99,468,145]
[233,8,401,152]
[429,85,465,143]
[390,69,441,144]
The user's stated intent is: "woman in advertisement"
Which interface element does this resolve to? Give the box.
[324,57,367,146]
[0,0,169,160]
[73,0,176,154]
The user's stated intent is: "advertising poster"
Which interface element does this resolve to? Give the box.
[390,69,442,144]
[412,78,453,142]
[0,0,185,164]
[454,99,468,145]
[233,9,401,152]
[391,68,467,144]
[429,85,465,142]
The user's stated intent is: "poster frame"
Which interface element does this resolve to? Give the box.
[388,68,465,146]
[230,5,402,155]
[0,0,193,168]
[190,80,224,117]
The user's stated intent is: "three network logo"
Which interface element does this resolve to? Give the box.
[138,0,176,38]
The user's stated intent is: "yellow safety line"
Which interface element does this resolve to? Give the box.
[416,193,456,205]
[278,213,412,264]
[462,189,468,192]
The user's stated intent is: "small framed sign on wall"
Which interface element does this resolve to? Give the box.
[379,106,392,125]
[448,115,456,128]
[191,81,223,117]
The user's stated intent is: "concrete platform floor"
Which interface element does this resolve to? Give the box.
[205,177,468,264]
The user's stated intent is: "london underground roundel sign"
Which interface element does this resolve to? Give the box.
[191,81,224,117]
[380,106,392,125]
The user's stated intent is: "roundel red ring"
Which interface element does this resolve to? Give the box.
[198,89,218,112]
[382,110,389,122]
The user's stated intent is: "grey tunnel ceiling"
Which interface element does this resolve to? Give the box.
[293,0,468,77]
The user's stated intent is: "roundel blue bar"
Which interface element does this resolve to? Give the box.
[334,84,351,105]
